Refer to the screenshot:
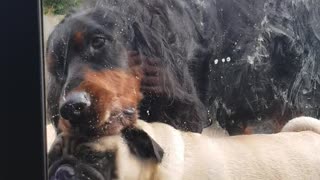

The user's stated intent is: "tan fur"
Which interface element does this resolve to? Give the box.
[83,116,320,180]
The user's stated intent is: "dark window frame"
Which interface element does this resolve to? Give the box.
[5,0,47,179]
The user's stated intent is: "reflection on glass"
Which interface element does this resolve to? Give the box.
[43,0,320,179]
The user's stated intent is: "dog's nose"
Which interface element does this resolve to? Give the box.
[55,164,75,180]
[60,92,91,122]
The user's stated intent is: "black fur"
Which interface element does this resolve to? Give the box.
[207,0,320,134]
[46,0,320,135]
[122,127,164,162]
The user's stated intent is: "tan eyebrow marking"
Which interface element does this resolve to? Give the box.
[73,31,84,47]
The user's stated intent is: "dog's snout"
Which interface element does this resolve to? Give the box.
[60,92,91,122]
[54,164,75,180]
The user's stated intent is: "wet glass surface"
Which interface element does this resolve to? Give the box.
[42,0,320,179]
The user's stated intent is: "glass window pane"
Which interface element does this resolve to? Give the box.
[42,0,320,179]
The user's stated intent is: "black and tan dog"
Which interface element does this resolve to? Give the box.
[46,0,320,135]
[47,67,320,180]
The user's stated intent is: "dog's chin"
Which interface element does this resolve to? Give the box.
[73,115,135,138]
[97,114,136,136]
[88,120,124,137]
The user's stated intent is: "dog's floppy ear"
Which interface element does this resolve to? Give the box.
[122,127,164,162]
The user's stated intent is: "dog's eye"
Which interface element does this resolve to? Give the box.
[91,36,106,49]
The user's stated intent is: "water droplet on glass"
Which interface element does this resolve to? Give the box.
[248,56,254,64]
[302,89,308,94]
[257,116,262,121]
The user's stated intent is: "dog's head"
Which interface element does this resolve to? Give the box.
[46,7,143,129]
[46,9,128,125]
[46,4,178,129]
[57,67,142,137]
[46,7,145,137]
[48,127,164,180]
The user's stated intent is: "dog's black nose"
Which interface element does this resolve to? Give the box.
[60,92,91,122]
[55,164,75,180]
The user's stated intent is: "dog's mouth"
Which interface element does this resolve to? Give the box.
[62,107,137,138]
[96,107,137,136]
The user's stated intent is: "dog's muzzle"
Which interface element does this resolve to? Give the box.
[59,92,91,124]
[54,164,75,180]
[49,156,105,180]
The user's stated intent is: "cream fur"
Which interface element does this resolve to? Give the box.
[84,116,320,180]
[46,123,56,152]
[281,116,320,134]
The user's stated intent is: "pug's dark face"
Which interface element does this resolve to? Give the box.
[48,134,117,180]
[48,153,116,180]
[48,128,164,180]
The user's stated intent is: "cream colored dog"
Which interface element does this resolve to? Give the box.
[68,116,320,180]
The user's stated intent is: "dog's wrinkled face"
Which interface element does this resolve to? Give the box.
[57,69,142,137]
[48,134,117,180]
[48,128,164,180]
